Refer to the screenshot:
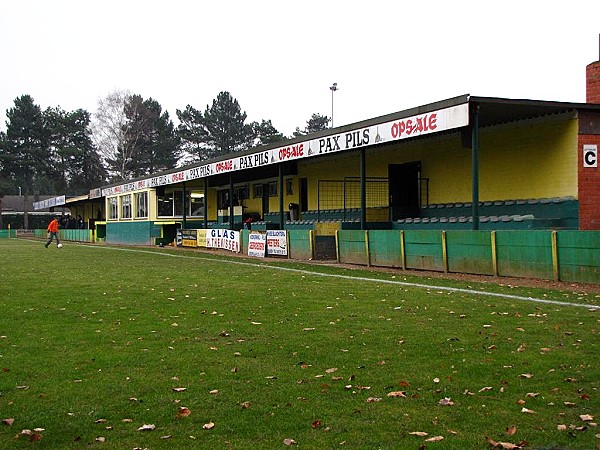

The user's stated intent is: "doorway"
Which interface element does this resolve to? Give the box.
[388,162,421,220]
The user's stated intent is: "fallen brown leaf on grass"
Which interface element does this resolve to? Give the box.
[409,431,428,437]
[521,407,536,414]
[29,433,43,442]
[176,407,191,418]
[580,414,594,421]
[366,397,382,402]
[138,424,156,431]
[172,387,187,392]
[2,418,14,426]
[486,436,524,449]
[439,397,455,406]
[241,401,251,409]
[283,438,297,445]
[506,425,517,436]
[387,391,407,398]
[203,421,215,430]
[424,435,444,442]
[311,420,322,429]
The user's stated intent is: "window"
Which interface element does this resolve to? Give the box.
[268,181,278,197]
[135,192,148,218]
[158,190,174,217]
[235,185,249,200]
[217,190,230,209]
[174,190,184,216]
[253,184,263,198]
[109,197,118,220]
[190,192,204,217]
[286,179,294,195]
[121,194,132,219]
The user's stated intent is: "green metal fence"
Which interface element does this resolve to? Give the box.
[334,229,600,285]
[0,229,16,239]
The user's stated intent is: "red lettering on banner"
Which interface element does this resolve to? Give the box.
[215,160,233,173]
[390,113,437,138]
[171,172,184,182]
[278,144,304,160]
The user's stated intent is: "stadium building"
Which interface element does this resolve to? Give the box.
[34,38,600,283]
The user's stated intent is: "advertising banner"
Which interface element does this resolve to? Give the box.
[205,229,240,253]
[248,231,266,257]
[178,229,199,247]
[267,230,288,256]
[102,104,469,197]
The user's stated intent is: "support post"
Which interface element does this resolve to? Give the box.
[400,230,406,270]
[229,174,234,230]
[491,231,498,276]
[182,181,187,230]
[471,103,480,230]
[279,165,285,230]
[204,178,208,229]
[365,230,370,267]
[360,148,367,230]
[551,230,560,282]
[442,230,448,273]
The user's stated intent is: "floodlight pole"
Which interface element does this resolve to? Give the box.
[330,83,338,127]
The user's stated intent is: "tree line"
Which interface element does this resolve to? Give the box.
[0,90,330,198]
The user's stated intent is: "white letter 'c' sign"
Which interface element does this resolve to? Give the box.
[583,144,597,168]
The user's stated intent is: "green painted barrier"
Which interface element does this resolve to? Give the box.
[338,230,368,266]
[367,230,402,268]
[557,231,600,284]
[403,230,445,272]
[495,231,554,280]
[446,230,494,275]
[330,229,600,284]
[288,230,312,260]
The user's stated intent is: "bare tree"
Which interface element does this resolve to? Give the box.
[91,90,146,181]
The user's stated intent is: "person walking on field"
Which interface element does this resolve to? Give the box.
[45,216,61,248]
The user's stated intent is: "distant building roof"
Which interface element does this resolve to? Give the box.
[1,195,68,213]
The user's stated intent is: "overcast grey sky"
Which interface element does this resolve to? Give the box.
[1,1,599,137]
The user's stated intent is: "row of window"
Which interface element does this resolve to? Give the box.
[108,191,205,220]
[107,180,293,220]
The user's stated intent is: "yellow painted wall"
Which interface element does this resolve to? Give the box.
[298,155,362,210]
[297,114,578,207]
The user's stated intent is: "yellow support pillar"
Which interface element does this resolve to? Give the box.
[491,231,498,276]
[551,230,559,282]
[400,230,406,270]
[442,230,448,273]
[365,230,370,267]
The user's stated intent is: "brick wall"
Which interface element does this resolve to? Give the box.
[578,132,600,230]
[587,61,600,104]
[580,37,600,230]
